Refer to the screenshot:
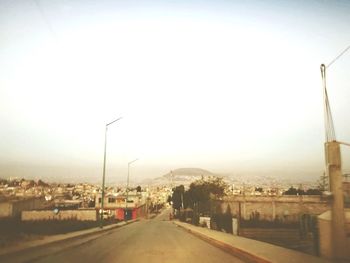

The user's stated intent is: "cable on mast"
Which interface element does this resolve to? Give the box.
[327,45,350,69]
[320,64,336,142]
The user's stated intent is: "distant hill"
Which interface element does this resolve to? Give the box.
[147,168,218,186]
[163,168,215,178]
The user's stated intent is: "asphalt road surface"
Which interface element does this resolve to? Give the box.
[7,210,244,263]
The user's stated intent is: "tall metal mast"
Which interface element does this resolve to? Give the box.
[320,54,348,259]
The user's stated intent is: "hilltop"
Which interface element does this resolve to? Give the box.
[146,168,219,186]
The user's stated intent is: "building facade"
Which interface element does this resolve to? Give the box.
[95,192,147,220]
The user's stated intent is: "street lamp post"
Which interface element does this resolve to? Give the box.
[100,117,122,228]
[125,158,138,220]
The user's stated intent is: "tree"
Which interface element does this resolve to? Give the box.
[136,186,142,192]
[37,179,49,187]
[185,177,228,217]
[255,187,263,193]
[172,178,228,219]
[306,188,322,195]
[284,186,308,195]
[188,177,227,204]
[318,172,328,191]
[172,185,185,210]
[284,186,321,196]
[284,187,298,195]
[0,178,7,185]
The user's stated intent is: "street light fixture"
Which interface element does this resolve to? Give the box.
[100,117,122,228]
[125,158,138,220]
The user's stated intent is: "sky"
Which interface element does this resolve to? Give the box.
[1,0,350,184]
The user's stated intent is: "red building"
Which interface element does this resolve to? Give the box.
[96,192,147,220]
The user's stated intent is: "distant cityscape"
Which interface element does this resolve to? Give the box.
[0,167,325,201]
[0,167,328,221]
[1,166,349,261]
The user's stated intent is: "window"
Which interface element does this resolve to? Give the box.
[108,197,116,203]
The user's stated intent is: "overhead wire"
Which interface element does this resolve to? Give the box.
[320,64,336,142]
[327,44,350,69]
[321,44,350,142]
[33,0,59,42]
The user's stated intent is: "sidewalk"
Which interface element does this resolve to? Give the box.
[0,219,137,257]
[174,221,332,263]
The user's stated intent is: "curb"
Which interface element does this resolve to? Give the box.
[173,221,330,263]
[174,221,268,263]
[0,219,138,259]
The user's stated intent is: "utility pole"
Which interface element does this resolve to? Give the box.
[125,158,138,220]
[324,141,347,259]
[170,170,173,190]
[321,63,348,260]
[100,117,122,228]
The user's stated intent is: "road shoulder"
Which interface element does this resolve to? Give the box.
[0,219,137,259]
[173,221,331,263]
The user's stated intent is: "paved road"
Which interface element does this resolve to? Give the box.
[6,210,244,263]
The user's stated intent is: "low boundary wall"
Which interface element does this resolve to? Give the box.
[22,209,97,221]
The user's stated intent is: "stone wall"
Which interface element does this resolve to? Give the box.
[0,198,45,218]
[21,209,97,221]
[219,195,330,222]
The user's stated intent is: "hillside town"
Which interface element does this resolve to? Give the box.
[0,166,331,222]
[0,177,171,221]
[0,166,349,262]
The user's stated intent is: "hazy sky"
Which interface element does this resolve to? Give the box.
[1,0,350,183]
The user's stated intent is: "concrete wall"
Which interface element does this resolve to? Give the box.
[0,202,12,218]
[220,196,330,222]
[12,198,45,217]
[239,228,300,240]
[0,198,45,218]
[95,195,141,209]
[318,209,350,260]
[22,209,97,221]
[318,211,333,259]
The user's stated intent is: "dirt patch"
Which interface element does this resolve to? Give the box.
[0,218,118,247]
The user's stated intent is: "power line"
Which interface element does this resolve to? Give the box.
[320,44,350,142]
[320,64,336,142]
[327,45,350,68]
[33,0,57,40]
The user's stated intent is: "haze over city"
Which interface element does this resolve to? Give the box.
[1,0,350,183]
